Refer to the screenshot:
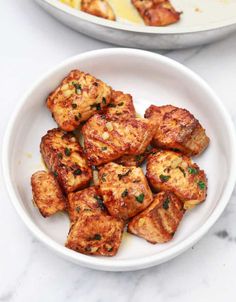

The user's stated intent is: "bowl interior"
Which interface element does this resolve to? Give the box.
[5,49,234,270]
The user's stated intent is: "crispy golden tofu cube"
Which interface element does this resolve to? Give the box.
[66,212,124,256]
[128,191,184,243]
[132,0,181,26]
[146,150,207,209]
[40,128,92,193]
[105,90,136,121]
[31,171,67,217]
[67,186,106,222]
[46,70,112,131]
[99,162,153,220]
[145,105,210,156]
[82,114,156,166]
[81,0,116,20]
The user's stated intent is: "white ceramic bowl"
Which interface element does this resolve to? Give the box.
[3,48,236,271]
[34,0,236,49]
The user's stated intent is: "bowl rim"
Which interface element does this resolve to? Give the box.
[2,48,236,271]
[38,0,236,35]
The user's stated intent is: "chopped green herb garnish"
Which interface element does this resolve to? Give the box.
[94,195,105,210]
[73,82,82,94]
[146,145,152,152]
[108,103,116,108]
[72,103,77,109]
[118,102,124,106]
[178,166,186,177]
[135,154,143,162]
[198,181,206,190]
[57,152,63,159]
[101,146,107,151]
[73,168,82,176]
[53,171,58,177]
[163,197,170,210]
[135,193,145,203]
[101,173,107,182]
[188,167,198,175]
[90,103,101,111]
[121,189,128,198]
[118,169,131,180]
[102,97,106,104]
[75,206,80,212]
[64,147,71,156]
[159,174,171,182]
[93,234,101,240]
[107,247,113,252]
[78,112,81,118]
[91,165,98,171]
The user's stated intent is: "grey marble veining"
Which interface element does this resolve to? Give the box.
[0,1,236,301]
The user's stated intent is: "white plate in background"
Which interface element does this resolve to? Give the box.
[34,0,236,49]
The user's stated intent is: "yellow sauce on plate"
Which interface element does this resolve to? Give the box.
[59,0,143,24]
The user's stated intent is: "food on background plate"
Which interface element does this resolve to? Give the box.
[60,0,181,26]
[31,171,67,217]
[47,69,112,131]
[128,191,184,243]
[145,105,210,156]
[31,68,209,257]
[146,150,207,209]
[40,128,92,193]
[82,113,156,166]
[98,162,153,220]
[132,0,181,26]
[81,0,116,20]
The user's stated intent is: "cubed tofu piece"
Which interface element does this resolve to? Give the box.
[132,0,181,26]
[99,162,153,220]
[81,0,116,20]
[31,171,67,217]
[105,90,136,121]
[66,212,124,256]
[128,191,184,243]
[68,186,106,222]
[40,128,92,193]
[146,150,207,209]
[46,70,112,131]
[82,114,156,166]
[145,105,210,156]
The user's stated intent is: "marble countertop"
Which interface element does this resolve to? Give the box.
[1,1,236,301]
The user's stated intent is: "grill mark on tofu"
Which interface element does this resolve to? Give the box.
[128,191,184,243]
[40,128,92,193]
[132,0,181,26]
[82,114,156,166]
[145,105,209,156]
[81,0,116,20]
[98,162,153,220]
[146,150,207,209]
[46,70,112,131]
[31,171,67,217]
[65,212,124,256]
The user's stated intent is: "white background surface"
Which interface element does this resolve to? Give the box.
[1,1,236,301]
